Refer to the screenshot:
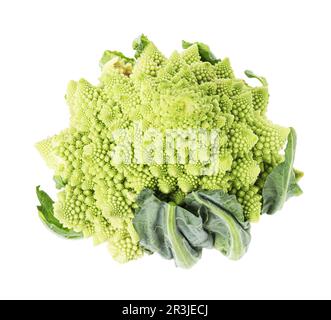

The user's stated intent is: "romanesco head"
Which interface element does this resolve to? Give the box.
[36,36,290,263]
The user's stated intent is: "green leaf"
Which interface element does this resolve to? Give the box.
[287,173,303,200]
[244,70,268,86]
[53,175,67,189]
[36,186,83,239]
[132,34,150,59]
[184,191,251,260]
[262,128,303,214]
[99,50,135,68]
[133,189,251,268]
[182,40,220,64]
[133,190,212,268]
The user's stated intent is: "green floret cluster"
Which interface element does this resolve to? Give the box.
[36,36,298,265]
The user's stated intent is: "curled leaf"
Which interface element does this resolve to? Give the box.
[133,190,212,268]
[182,40,220,64]
[36,186,83,239]
[184,190,251,260]
[244,70,268,86]
[99,50,134,68]
[132,34,150,59]
[133,189,251,268]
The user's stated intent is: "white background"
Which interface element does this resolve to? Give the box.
[0,0,330,300]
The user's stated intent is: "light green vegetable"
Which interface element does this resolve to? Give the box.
[35,35,302,267]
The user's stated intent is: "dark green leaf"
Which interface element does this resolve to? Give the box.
[99,50,134,68]
[182,40,220,64]
[133,189,251,268]
[262,128,303,214]
[134,190,212,268]
[53,175,67,189]
[36,186,83,239]
[184,190,251,260]
[132,34,150,59]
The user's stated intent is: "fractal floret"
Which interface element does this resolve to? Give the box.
[36,36,302,268]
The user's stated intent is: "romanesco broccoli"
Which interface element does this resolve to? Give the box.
[36,35,302,266]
